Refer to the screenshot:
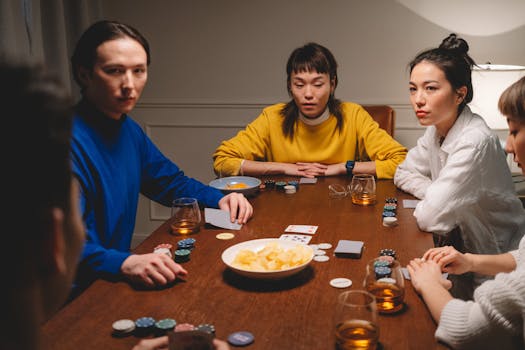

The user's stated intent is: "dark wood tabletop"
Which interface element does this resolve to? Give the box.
[42,177,448,350]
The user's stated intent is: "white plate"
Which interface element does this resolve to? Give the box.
[221,238,314,279]
[209,176,261,196]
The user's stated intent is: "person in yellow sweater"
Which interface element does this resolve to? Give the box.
[213,42,407,179]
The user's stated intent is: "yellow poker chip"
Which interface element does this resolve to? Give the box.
[216,232,235,240]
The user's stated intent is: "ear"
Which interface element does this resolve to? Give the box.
[330,77,337,94]
[456,86,467,104]
[42,208,67,275]
[77,66,91,87]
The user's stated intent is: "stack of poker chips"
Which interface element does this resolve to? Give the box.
[374,249,397,279]
[154,318,177,336]
[264,179,275,190]
[112,319,136,337]
[287,180,299,190]
[153,243,173,258]
[275,181,287,191]
[196,323,216,335]
[134,316,156,336]
[382,197,398,227]
[174,238,195,263]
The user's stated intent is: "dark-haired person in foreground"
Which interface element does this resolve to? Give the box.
[394,34,525,299]
[213,42,407,179]
[408,75,525,350]
[70,20,253,294]
[0,59,83,349]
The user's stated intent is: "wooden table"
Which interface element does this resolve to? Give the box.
[42,177,448,349]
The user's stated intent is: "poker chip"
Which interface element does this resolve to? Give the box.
[155,318,176,331]
[196,323,216,335]
[175,323,196,332]
[308,244,319,250]
[377,255,395,265]
[377,277,397,284]
[313,255,330,262]
[374,266,392,279]
[314,249,326,256]
[284,185,296,194]
[382,211,396,217]
[383,204,397,211]
[216,232,235,240]
[330,278,352,288]
[228,331,255,346]
[383,217,398,227]
[264,179,275,189]
[275,181,287,191]
[379,248,397,259]
[318,243,332,250]
[135,317,155,335]
[112,319,135,335]
[178,238,196,250]
[373,260,390,268]
[174,249,191,263]
[386,197,398,204]
[287,180,299,189]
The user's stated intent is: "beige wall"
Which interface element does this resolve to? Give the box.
[97,0,525,243]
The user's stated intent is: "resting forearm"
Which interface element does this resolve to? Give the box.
[419,282,454,323]
[241,160,287,176]
[467,252,516,276]
[352,161,376,177]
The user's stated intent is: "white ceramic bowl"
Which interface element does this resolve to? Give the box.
[221,238,314,279]
[209,176,261,196]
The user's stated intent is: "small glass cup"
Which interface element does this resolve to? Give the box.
[170,197,201,235]
[334,290,379,350]
[329,184,350,199]
[350,174,376,205]
[363,258,405,314]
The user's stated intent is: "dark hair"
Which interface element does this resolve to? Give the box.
[0,58,73,242]
[409,34,476,114]
[281,42,343,139]
[499,76,525,122]
[71,20,150,87]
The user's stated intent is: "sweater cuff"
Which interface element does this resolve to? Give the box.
[102,250,131,275]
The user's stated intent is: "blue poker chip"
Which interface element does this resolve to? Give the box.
[179,238,196,245]
[374,266,392,279]
[228,331,254,346]
[382,211,396,217]
[135,317,156,329]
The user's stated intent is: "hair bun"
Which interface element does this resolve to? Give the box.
[439,33,469,55]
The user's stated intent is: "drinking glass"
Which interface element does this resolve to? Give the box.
[170,197,201,235]
[350,174,376,205]
[334,290,379,350]
[363,257,405,314]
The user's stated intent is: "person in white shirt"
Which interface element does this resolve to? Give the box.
[407,75,525,350]
[394,33,525,299]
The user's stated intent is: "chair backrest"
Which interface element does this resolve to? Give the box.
[362,105,395,137]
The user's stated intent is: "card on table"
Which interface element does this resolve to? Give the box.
[402,199,420,209]
[299,177,318,184]
[401,267,448,280]
[204,208,242,230]
[284,225,318,234]
[279,234,312,244]
[334,240,364,258]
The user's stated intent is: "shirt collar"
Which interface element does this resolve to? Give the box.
[299,108,330,126]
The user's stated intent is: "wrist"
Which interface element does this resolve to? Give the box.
[345,160,355,176]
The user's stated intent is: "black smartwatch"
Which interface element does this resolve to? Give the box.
[345,160,355,176]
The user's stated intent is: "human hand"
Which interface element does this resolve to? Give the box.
[132,336,168,350]
[293,162,329,177]
[407,258,452,294]
[213,339,231,350]
[121,253,188,287]
[422,246,472,275]
[218,192,253,224]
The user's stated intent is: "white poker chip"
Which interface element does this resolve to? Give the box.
[318,243,332,250]
[383,217,398,227]
[216,232,235,240]
[313,255,329,262]
[330,278,352,288]
[112,319,136,333]
[314,249,326,256]
[377,277,397,284]
[309,244,319,250]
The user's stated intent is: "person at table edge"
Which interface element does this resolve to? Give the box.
[213,42,407,179]
[70,20,253,295]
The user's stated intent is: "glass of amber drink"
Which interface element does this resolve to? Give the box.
[350,174,376,205]
[334,290,379,350]
[364,258,405,314]
[171,197,201,235]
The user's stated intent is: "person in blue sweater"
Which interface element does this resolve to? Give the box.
[70,20,253,293]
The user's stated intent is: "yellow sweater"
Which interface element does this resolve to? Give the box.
[213,102,407,179]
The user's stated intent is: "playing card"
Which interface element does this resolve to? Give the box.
[402,199,420,209]
[204,208,242,230]
[334,240,364,258]
[284,225,318,234]
[299,177,318,184]
[401,267,448,280]
[279,234,312,244]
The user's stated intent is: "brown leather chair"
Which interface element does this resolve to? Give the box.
[362,105,395,137]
